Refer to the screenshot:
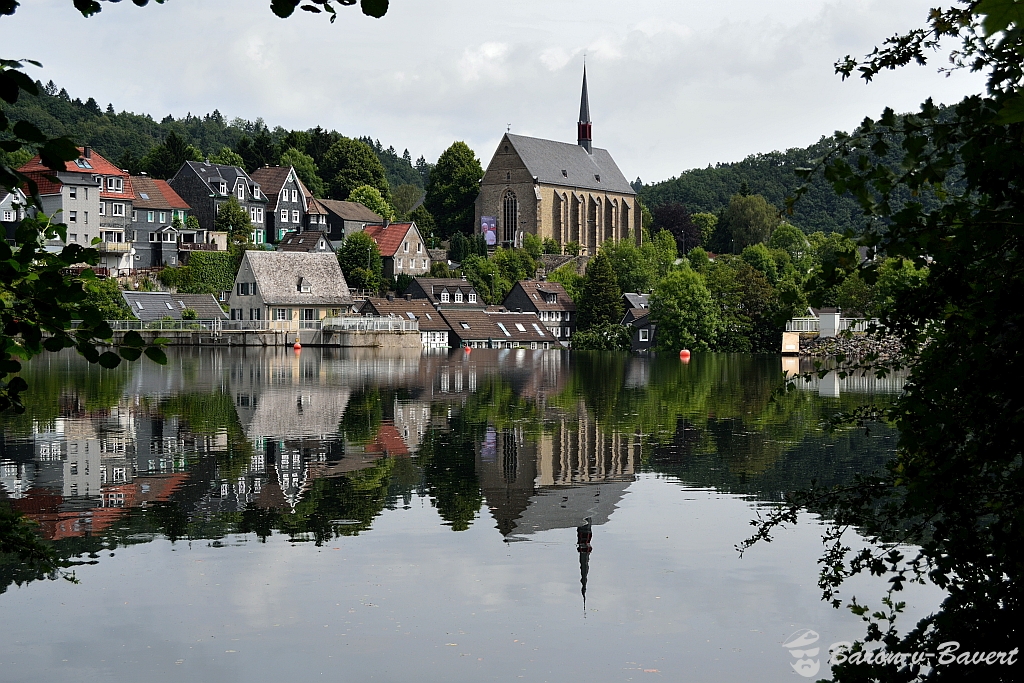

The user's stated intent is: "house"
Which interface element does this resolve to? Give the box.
[1,188,28,243]
[121,292,227,321]
[168,160,268,244]
[19,146,135,274]
[315,199,382,241]
[441,310,554,349]
[277,231,332,253]
[228,250,354,324]
[250,166,309,242]
[305,197,330,233]
[362,222,431,280]
[359,296,453,349]
[474,68,641,254]
[620,292,654,353]
[406,277,485,310]
[502,280,576,343]
[128,175,195,268]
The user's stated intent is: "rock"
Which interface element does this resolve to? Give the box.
[799,333,902,362]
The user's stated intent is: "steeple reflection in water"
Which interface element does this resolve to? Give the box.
[577,516,593,611]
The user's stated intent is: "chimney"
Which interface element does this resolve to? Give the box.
[387,293,395,301]
[83,146,92,159]
[404,293,412,301]
[383,219,390,229]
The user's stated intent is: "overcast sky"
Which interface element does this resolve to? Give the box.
[4,0,985,183]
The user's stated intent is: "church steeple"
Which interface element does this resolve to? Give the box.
[577,66,592,154]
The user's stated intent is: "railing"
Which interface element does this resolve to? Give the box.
[785,317,882,333]
[178,242,217,251]
[70,319,222,331]
[322,316,419,332]
[97,241,130,253]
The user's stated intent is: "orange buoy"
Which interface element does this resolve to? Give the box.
[293,340,302,351]
[464,345,471,353]
[679,349,691,363]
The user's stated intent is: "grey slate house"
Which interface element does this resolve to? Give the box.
[621,293,654,353]
[406,277,485,311]
[128,176,194,268]
[2,188,28,244]
[228,250,354,324]
[168,161,268,244]
[250,166,308,243]
[440,310,553,349]
[502,280,576,342]
[277,231,332,253]
[121,292,227,321]
[316,199,382,241]
[358,296,453,349]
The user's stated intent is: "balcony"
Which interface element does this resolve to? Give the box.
[97,241,130,253]
[178,242,217,251]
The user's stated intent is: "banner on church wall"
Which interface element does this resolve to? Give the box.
[481,216,497,246]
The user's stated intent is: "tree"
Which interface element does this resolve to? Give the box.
[408,205,436,245]
[602,237,655,294]
[392,183,422,216]
[652,202,702,254]
[492,247,536,285]
[522,233,542,260]
[214,196,252,247]
[211,147,245,168]
[280,147,324,198]
[741,5,1024,681]
[337,232,382,292]
[542,237,560,254]
[650,267,719,352]
[740,243,779,285]
[348,185,395,221]
[117,148,142,175]
[424,141,483,239]
[570,323,631,351]
[234,129,279,172]
[321,137,390,202]
[691,212,718,247]
[576,250,623,331]
[720,193,778,251]
[767,222,808,267]
[141,130,202,179]
[460,254,508,303]
[547,263,583,303]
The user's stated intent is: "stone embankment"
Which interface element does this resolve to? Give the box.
[799,334,903,361]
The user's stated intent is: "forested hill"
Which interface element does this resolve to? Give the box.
[3,80,431,190]
[637,136,865,234]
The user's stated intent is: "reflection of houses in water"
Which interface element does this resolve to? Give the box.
[478,413,637,537]
[783,357,907,397]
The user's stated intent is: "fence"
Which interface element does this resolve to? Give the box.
[322,316,419,332]
[71,319,222,332]
[785,317,881,333]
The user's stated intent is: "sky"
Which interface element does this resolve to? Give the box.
[3,0,986,184]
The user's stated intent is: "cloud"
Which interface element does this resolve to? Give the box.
[1,0,986,182]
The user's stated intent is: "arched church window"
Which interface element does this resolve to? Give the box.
[503,190,518,245]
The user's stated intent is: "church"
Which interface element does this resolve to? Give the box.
[474,69,642,255]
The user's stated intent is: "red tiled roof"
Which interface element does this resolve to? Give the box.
[19,147,133,200]
[131,176,190,209]
[363,222,416,257]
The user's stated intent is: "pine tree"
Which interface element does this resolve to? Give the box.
[576,250,623,331]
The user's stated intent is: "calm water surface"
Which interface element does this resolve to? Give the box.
[0,348,937,682]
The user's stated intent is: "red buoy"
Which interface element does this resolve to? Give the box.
[293,340,302,351]
[679,349,691,363]
[464,345,471,353]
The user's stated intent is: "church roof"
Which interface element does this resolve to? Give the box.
[504,133,634,195]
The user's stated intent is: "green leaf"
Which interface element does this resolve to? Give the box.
[39,138,79,171]
[977,0,1024,35]
[12,120,46,143]
[361,0,387,18]
[119,347,142,361]
[122,330,145,347]
[994,93,1024,124]
[97,351,121,369]
[42,337,65,352]
[144,346,168,365]
[270,0,299,18]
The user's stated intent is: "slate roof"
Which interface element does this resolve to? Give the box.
[362,222,420,257]
[620,307,650,326]
[307,197,329,215]
[244,250,351,306]
[250,166,306,212]
[317,199,382,223]
[503,133,634,195]
[180,161,263,198]
[122,291,226,320]
[407,278,482,307]
[441,310,551,344]
[277,231,332,252]
[131,176,190,210]
[360,297,452,332]
[622,292,650,309]
[505,280,576,312]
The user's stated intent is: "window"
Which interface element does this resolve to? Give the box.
[149,233,158,242]
[561,169,568,178]
[147,211,154,223]
[132,210,137,221]
[417,242,422,253]
[237,184,245,200]
[136,300,145,310]
[106,177,123,193]
[532,323,544,335]
[83,211,88,224]
[165,302,173,310]
[281,209,288,222]
[299,279,311,293]
[163,233,175,242]
[220,182,227,194]
[565,312,571,321]
[69,233,77,242]
[159,212,166,223]
[531,342,537,349]
[84,187,88,200]
[454,291,463,303]
[253,186,260,199]
[421,259,428,269]
[553,327,561,337]
[403,241,409,253]
[515,323,526,332]
[98,203,105,216]
[639,328,649,341]
[440,292,450,303]
[69,211,77,223]
[274,308,287,320]
[69,187,77,199]
[503,189,518,244]
[112,203,125,217]
[468,293,477,303]
[3,210,13,221]
[497,322,511,337]
[460,322,470,330]
[255,208,263,223]
[74,158,92,169]
[291,189,298,202]
[565,327,571,337]
[396,258,402,270]
[249,308,262,320]
[237,282,251,296]
[292,210,299,223]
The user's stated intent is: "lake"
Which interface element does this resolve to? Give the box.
[0,348,937,682]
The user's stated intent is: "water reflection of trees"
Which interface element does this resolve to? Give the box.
[1,348,901,593]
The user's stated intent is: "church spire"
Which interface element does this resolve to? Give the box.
[577,66,592,154]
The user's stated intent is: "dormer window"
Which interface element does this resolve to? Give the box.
[595,174,601,182]
[468,293,477,303]
[454,291,463,303]
[562,170,567,178]
[106,177,123,193]
[220,182,227,194]
[237,184,245,200]
[440,291,450,303]
[298,277,311,293]
[253,185,260,199]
